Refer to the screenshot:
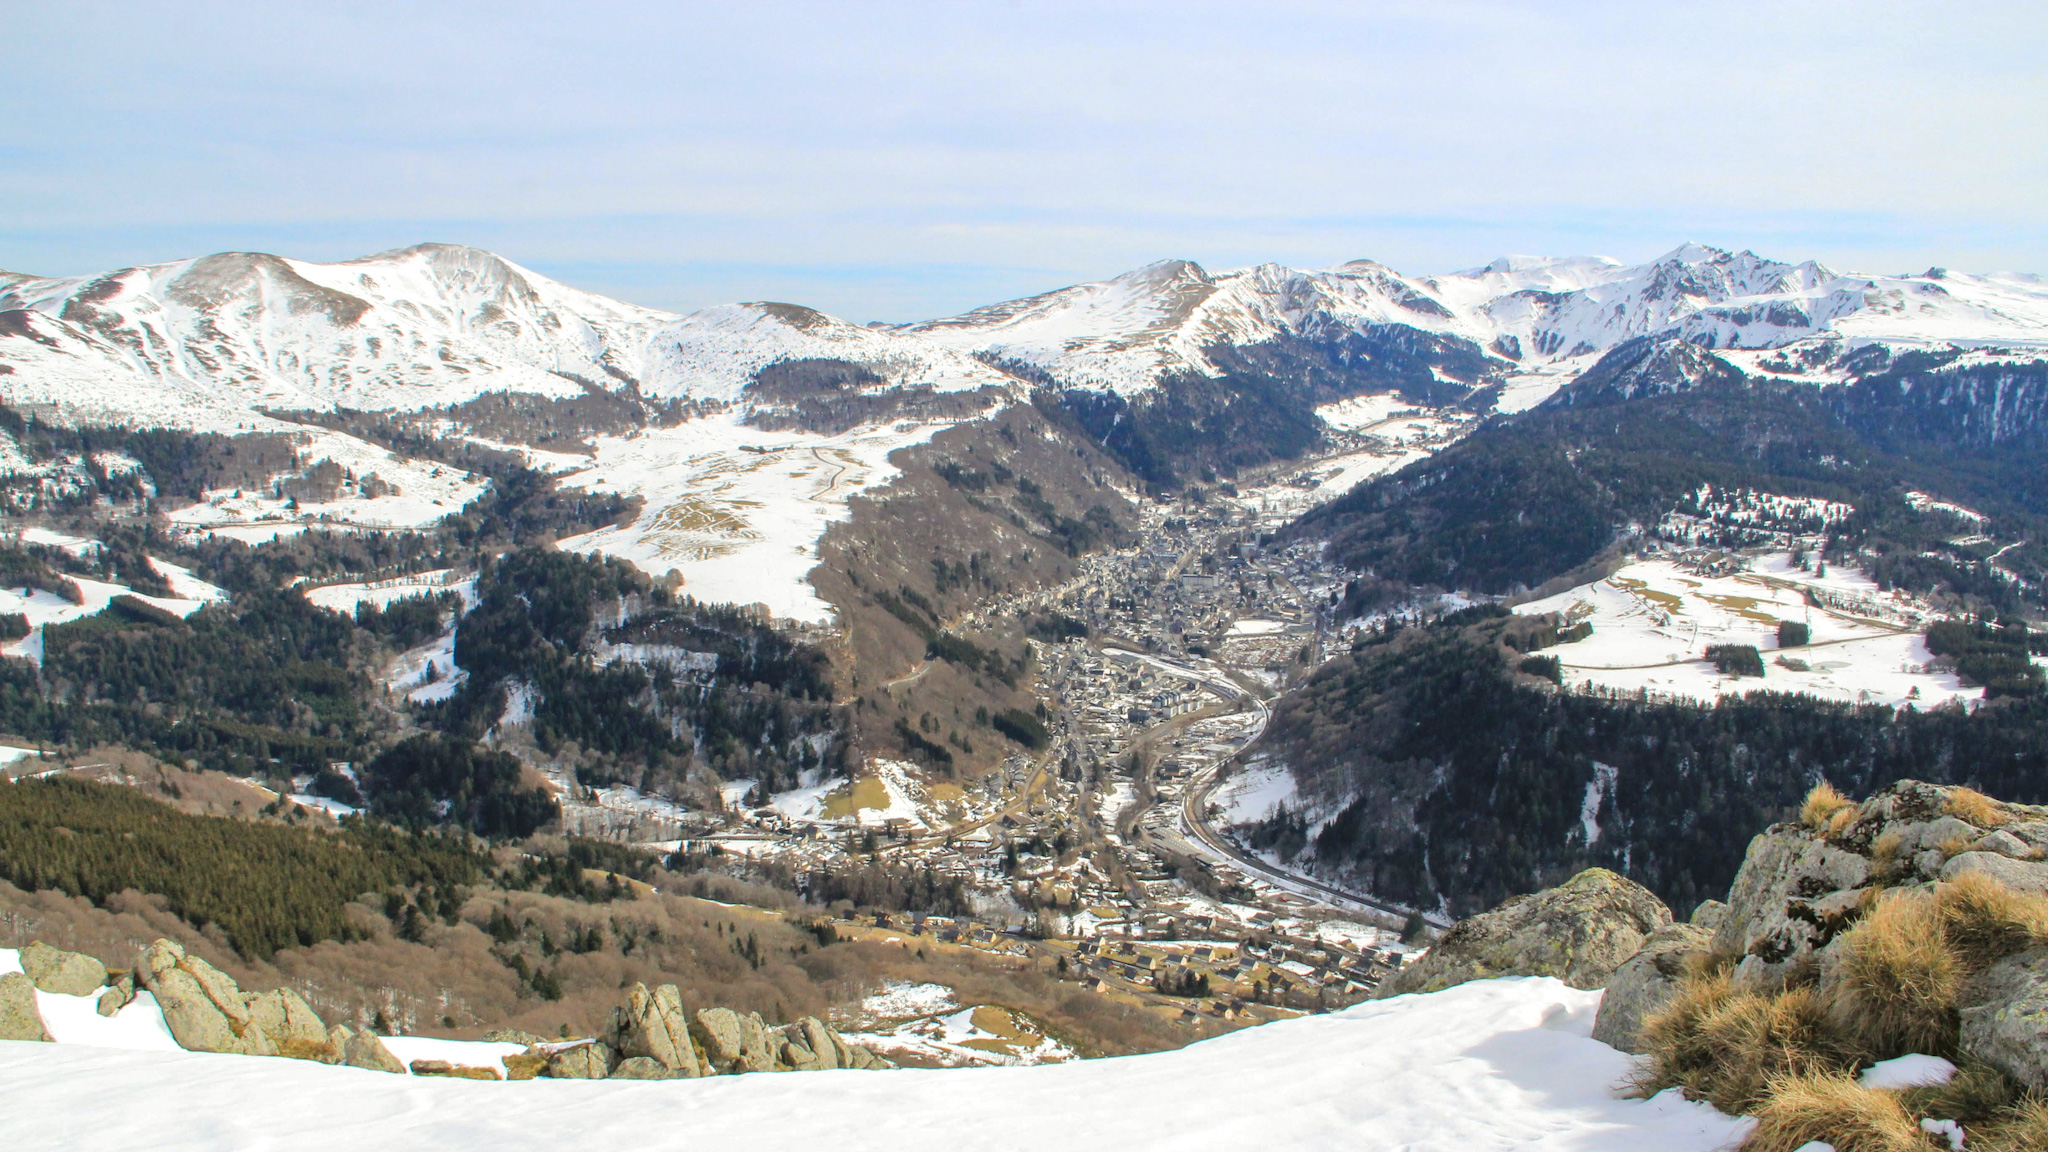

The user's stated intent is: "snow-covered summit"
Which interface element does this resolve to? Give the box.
[906,243,2048,399]
[0,244,679,430]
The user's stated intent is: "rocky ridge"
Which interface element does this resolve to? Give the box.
[6,937,888,1083]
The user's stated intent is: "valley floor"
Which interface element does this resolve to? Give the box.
[1,976,1746,1152]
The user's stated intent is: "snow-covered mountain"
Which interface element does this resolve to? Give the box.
[0,244,678,431]
[6,240,2046,433]
[904,244,2048,406]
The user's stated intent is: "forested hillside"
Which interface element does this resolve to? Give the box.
[1253,607,2048,918]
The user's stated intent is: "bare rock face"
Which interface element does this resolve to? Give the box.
[1941,851,2048,894]
[610,1056,678,1080]
[543,1040,615,1079]
[605,982,705,1078]
[135,938,330,1059]
[1711,826,1872,992]
[0,971,51,1042]
[1590,922,1713,1053]
[19,942,109,997]
[1960,947,2048,1090]
[1375,868,1672,998]
[96,974,135,1017]
[328,1025,406,1074]
[690,1007,748,1072]
[409,1059,500,1080]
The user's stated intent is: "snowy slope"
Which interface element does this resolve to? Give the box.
[0,975,1748,1152]
[0,244,677,431]
[636,302,1018,402]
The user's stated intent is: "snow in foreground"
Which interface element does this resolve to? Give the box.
[0,977,1747,1152]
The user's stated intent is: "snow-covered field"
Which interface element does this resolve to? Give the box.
[0,975,1749,1151]
[555,411,972,622]
[1515,552,1981,707]
[165,430,487,534]
[301,569,476,616]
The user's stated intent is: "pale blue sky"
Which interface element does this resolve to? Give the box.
[3,1,2043,320]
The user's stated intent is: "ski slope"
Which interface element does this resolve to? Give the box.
[0,974,1749,1152]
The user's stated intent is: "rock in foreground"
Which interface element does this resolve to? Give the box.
[1376,868,1670,997]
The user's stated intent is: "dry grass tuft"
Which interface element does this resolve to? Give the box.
[1946,787,2012,830]
[1829,888,1963,1058]
[1738,1071,1938,1152]
[1936,834,1972,861]
[1973,1098,2048,1152]
[1637,974,1854,1115]
[1936,871,2048,974]
[1804,780,1859,833]
[1895,1057,2023,1130]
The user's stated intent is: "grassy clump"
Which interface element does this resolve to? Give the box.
[1739,1071,1935,1152]
[1639,813,2048,1147]
[1945,786,2012,830]
[1973,1099,2048,1152]
[1636,974,1854,1115]
[1828,889,1964,1058]
[1802,780,1859,835]
[1936,870,2048,972]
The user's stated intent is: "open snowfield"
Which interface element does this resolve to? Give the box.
[1516,553,1981,707]
[302,569,476,616]
[555,411,968,622]
[0,975,1748,1152]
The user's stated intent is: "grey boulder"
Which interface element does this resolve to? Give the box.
[1375,868,1672,998]
[0,971,50,1042]
[19,942,109,997]
[1591,922,1713,1053]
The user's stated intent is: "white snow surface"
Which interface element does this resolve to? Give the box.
[0,976,1749,1151]
[1515,553,1978,708]
[555,410,968,622]
[1859,1053,1957,1090]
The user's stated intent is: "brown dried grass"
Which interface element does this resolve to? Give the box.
[1946,787,2012,830]
[1803,780,1859,833]
[1972,1098,2048,1152]
[1828,888,1962,1058]
[1935,870,2048,974]
[1738,1071,1937,1152]
[1636,973,1856,1115]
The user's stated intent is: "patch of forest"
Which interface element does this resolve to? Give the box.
[0,776,482,959]
[1253,608,2048,919]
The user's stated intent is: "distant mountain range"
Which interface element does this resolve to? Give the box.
[5,241,2045,438]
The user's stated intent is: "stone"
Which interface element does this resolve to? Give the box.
[2005,822,2048,854]
[1941,852,2048,894]
[1689,901,1729,933]
[736,1011,777,1073]
[1711,826,1871,992]
[544,1040,614,1079]
[19,942,109,996]
[1375,868,1671,998]
[0,971,50,1042]
[96,974,135,1017]
[146,967,245,1053]
[1590,922,1713,1053]
[1970,830,2035,859]
[799,1016,843,1070]
[482,1028,550,1045]
[503,1049,549,1080]
[779,1037,821,1071]
[331,1025,407,1074]
[133,937,330,1059]
[606,983,704,1077]
[691,1007,747,1072]
[1960,947,2048,1091]
[409,1059,501,1080]
[610,1056,677,1080]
